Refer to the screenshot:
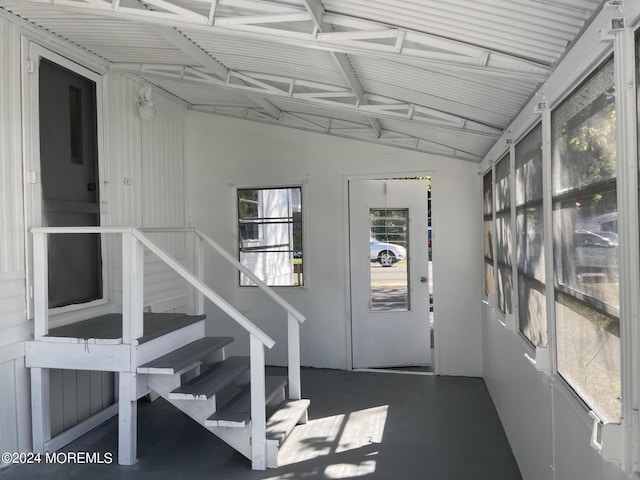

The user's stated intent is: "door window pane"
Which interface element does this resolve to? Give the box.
[552,57,620,422]
[369,209,409,311]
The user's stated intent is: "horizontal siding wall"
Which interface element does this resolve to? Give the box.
[0,16,31,467]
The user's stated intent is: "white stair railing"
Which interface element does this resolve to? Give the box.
[138,227,306,400]
[192,228,306,400]
[31,226,297,470]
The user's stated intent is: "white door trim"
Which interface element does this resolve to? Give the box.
[342,171,438,373]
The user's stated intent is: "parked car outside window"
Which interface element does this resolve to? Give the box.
[370,237,406,267]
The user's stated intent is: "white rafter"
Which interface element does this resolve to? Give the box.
[302,0,381,138]
[14,0,551,79]
[191,104,482,163]
[112,62,502,137]
[148,19,282,119]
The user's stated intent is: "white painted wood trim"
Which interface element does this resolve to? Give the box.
[194,234,204,315]
[32,232,48,339]
[122,232,144,343]
[287,314,301,400]
[26,342,131,371]
[30,367,51,454]
[118,372,137,466]
[44,403,118,452]
[250,335,266,470]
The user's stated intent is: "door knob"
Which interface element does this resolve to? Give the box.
[420,276,428,283]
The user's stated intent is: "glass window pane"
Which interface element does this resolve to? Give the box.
[369,209,409,311]
[483,170,495,296]
[516,124,547,346]
[551,57,620,422]
[238,187,303,286]
[552,60,616,196]
[495,154,512,315]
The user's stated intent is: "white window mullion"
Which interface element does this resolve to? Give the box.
[614,26,640,474]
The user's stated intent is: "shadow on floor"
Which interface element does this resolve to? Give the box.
[2,368,522,480]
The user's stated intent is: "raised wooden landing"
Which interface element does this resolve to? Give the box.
[45,313,205,344]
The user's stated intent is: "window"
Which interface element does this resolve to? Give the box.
[237,186,303,287]
[515,124,547,346]
[495,153,512,315]
[369,208,409,311]
[483,170,495,296]
[551,58,620,423]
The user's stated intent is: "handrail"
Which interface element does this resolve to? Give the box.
[137,227,305,323]
[194,228,306,324]
[30,226,275,349]
[132,229,275,349]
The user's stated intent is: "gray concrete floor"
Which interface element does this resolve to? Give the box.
[2,368,521,479]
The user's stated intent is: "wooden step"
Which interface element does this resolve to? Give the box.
[205,376,288,428]
[137,336,233,374]
[168,356,250,401]
[266,399,310,445]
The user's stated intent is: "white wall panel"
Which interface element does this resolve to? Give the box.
[186,112,482,375]
[0,18,31,467]
[106,74,189,311]
[0,17,24,274]
[0,357,31,466]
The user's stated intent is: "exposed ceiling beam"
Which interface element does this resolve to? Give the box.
[112,63,503,137]
[191,104,482,163]
[13,0,551,80]
[152,24,282,119]
[302,0,381,138]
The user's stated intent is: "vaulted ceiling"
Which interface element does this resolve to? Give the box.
[0,0,604,162]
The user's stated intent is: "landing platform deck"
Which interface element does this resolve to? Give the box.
[45,313,205,344]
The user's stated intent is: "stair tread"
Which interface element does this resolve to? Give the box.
[137,336,233,374]
[45,312,205,344]
[266,399,310,444]
[168,356,250,400]
[205,376,288,427]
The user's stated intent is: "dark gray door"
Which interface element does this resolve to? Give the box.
[39,58,102,308]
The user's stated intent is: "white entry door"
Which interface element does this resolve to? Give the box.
[350,179,431,368]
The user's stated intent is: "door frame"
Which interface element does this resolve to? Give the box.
[343,172,439,374]
[22,39,110,321]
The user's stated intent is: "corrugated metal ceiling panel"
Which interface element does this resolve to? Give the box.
[322,0,601,66]
[0,0,603,161]
[0,2,187,64]
[180,29,348,88]
[349,56,537,128]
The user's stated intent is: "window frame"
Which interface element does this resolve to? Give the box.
[483,168,496,298]
[514,122,548,348]
[549,55,621,424]
[236,185,304,288]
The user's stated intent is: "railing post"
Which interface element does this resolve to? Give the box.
[32,231,49,339]
[120,231,143,466]
[122,231,144,343]
[250,334,267,470]
[194,233,204,316]
[287,313,301,400]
